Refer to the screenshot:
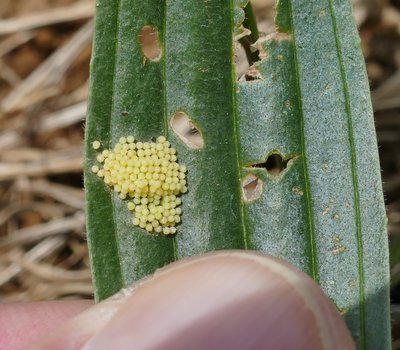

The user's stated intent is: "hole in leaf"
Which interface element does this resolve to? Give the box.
[170,112,204,149]
[239,2,260,66]
[235,42,250,79]
[251,153,293,176]
[250,0,276,35]
[138,25,161,62]
[242,174,263,202]
[242,65,263,81]
[235,3,261,79]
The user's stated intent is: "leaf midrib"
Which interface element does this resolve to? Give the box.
[328,1,366,347]
[287,1,319,282]
[109,0,125,285]
[163,2,178,260]
[231,0,249,250]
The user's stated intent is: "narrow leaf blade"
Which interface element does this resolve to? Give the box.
[85,1,390,346]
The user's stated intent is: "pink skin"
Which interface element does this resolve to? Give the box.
[0,300,93,349]
[0,251,355,350]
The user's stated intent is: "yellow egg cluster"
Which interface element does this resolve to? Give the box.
[91,136,187,235]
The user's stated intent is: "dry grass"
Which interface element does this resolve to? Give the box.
[0,0,93,302]
[0,0,399,344]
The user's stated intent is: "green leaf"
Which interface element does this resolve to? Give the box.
[84,0,390,347]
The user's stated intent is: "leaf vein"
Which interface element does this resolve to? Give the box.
[328,1,366,347]
[231,0,249,249]
[109,0,126,286]
[162,3,178,260]
[288,1,319,281]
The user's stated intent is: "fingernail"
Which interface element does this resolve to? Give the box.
[84,251,355,350]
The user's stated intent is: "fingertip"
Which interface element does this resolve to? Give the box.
[84,251,355,350]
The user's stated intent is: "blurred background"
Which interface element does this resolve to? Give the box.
[0,0,399,344]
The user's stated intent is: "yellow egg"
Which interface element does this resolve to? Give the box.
[92,140,101,150]
[92,136,187,234]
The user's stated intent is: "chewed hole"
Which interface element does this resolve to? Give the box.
[242,174,263,202]
[235,42,250,78]
[241,65,263,82]
[170,112,204,149]
[264,154,287,176]
[138,25,161,62]
[251,153,294,176]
